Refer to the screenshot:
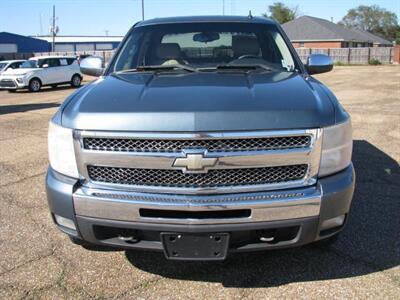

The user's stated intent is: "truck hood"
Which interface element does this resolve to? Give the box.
[62,71,335,131]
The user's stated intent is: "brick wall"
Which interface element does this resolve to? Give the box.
[292,41,343,48]
[393,45,400,64]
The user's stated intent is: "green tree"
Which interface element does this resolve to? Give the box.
[395,28,400,45]
[263,2,299,24]
[339,5,398,42]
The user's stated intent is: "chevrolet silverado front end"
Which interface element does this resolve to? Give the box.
[46,16,355,260]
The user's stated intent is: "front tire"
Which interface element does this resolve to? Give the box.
[312,234,339,248]
[69,236,114,251]
[69,236,97,249]
[71,74,82,88]
[29,78,41,92]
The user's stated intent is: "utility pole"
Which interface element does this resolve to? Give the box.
[39,13,43,35]
[50,5,59,52]
[141,0,144,20]
[222,0,225,15]
[52,5,55,52]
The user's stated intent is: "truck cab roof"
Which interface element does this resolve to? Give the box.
[137,15,277,27]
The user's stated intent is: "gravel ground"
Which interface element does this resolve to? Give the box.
[0,66,399,299]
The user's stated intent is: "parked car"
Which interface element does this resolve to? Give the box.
[0,56,82,92]
[47,16,354,261]
[0,60,25,74]
[76,54,93,65]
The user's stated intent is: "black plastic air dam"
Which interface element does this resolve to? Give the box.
[75,216,320,253]
[139,208,251,219]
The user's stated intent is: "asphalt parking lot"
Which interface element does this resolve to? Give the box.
[0,66,399,299]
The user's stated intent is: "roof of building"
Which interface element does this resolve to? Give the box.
[138,15,276,26]
[33,35,123,43]
[0,60,26,63]
[282,16,392,45]
[29,55,76,60]
[350,28,393,45]
[0,31,50,43]
[0,32,50,52]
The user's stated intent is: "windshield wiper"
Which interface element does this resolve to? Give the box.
[115,64,197,74]
[198,64,271,72]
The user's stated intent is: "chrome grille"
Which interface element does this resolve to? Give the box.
[77,129,322,194]
[83,135,311,153]
[87,164,308,188]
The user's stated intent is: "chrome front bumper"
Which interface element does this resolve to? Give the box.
[47,165,355,252]
[73,185,321,225]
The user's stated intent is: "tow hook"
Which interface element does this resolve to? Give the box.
[118,232,139,244]
[260,236,275,242]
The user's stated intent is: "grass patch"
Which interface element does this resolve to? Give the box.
[368,58,382,65]
[334,61,346,66]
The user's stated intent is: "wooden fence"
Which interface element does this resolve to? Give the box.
[34,47,395,65]
[2,47,394,65]
[295,47,393,64]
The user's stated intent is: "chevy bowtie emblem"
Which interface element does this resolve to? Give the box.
[173,152,217,173]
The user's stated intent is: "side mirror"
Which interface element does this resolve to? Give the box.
[306,54,333,75]
[42,64,49,68]
[80,56,104,77]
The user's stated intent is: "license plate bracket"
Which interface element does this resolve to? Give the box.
[161,232,229,261]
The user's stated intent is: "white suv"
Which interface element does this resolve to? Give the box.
[0,56,82,92]
[0,60,26,75]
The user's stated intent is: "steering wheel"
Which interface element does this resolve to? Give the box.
[237,54,259,60]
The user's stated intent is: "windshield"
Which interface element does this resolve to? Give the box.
[112,22,297,73]
[21,60,39,68]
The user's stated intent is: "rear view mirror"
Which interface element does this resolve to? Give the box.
[193,32,220,43]
[80,56,104,77]
[306,54,333,75]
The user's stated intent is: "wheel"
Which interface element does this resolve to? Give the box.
[312,234,339,248]
[68,236,114,251]
[71,74,82,88]
[29,78,41,92]
[69,236,83,245]
[69,236,97,249]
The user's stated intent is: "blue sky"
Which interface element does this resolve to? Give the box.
[0,0,399,36]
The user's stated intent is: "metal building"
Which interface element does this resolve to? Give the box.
[0,32,50,54]
[34,35,123,52]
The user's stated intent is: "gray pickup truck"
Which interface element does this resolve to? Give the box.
[46,16,355,260]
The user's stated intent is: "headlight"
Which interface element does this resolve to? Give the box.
[16,77,24,83]
[48,121,79,178]
[319,119,352,177]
